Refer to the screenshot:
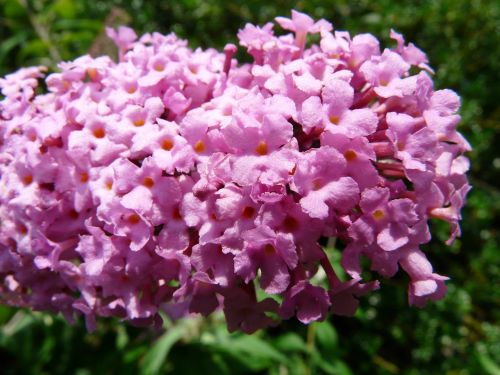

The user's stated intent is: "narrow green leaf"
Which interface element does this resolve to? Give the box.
[139,321,189,375]
[475,346,500,375]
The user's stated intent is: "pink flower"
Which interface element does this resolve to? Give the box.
[329,279,380,316]
[221,92,294,156]
[276,10,332,54]
[321,78,379,138]
[105,26,137,57]
[0,10,470,332]
[237,22,275,64]
[400,249,448,307]
[390,29,433,73]
[349,187,419,252]
[236,225,298,294]
[223,286,279,334]
[360,49,410,87]
[280,280,330,323]
[292,147,360,219]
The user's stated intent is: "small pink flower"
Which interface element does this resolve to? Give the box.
[280,280,330,323]
[292,147,360,219]
[236,225,298,294]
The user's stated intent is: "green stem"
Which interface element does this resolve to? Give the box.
[305,323,316,375]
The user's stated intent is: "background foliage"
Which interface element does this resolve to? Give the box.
[1,0,499,374]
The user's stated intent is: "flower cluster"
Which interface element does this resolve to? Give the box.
[0,11,470,332]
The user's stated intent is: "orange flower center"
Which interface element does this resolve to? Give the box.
[162,138,174,151]
[312,178,323,191]
[127,214,141,225]
[372,209,385,221]
[22,175,33,185]
[133,118,145,127]
[87,68,98,81]
[80,172,89,183]
[194,140,205,153]
[255,141,268,156]
[92,127,105,138]
[126,85,137,94]
[154,63,165,72]
[344,149,357,162]
[17,223,28,234]
[143,177,155,188]
[329,115,340,125]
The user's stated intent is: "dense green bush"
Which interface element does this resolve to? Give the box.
[1,1,498,373]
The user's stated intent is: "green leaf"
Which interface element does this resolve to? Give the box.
[273,332,307,353]
[0,306,16,326]
[115,325,129,350]
[1,311,36,338]
[314,320,338,353]
[214,334,287,372]
[285,355,308,375]
[166,342,232,375]
[139,321,189,375]
[475,346,500,375]
[18,39,49,61]
[3,0,26,18]
[53,19,103,32]
[0,32,29,66]
[310,350,353,375]
[50,0,78,19]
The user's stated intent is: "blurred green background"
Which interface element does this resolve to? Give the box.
[1,0,499,374]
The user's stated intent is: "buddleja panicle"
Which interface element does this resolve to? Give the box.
[0,10,470,332]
